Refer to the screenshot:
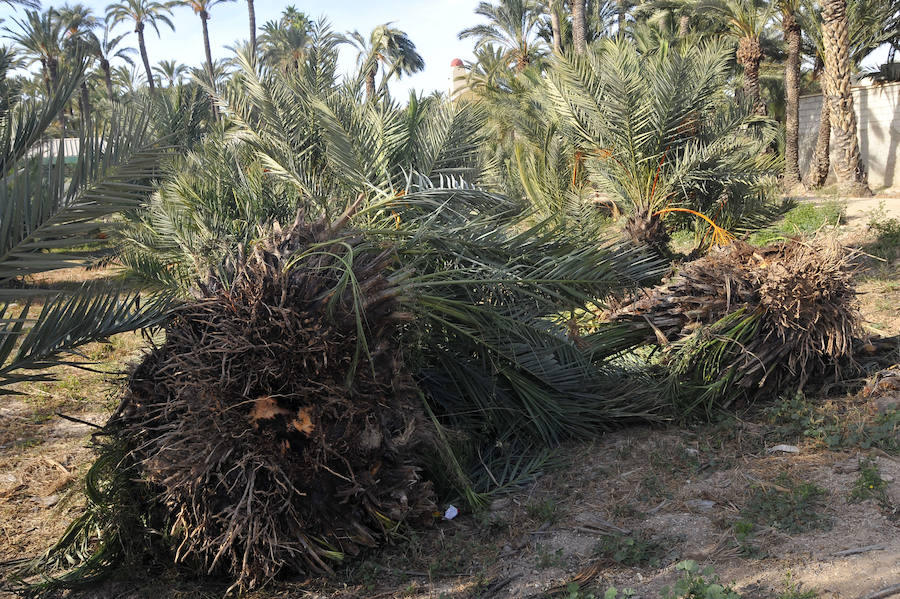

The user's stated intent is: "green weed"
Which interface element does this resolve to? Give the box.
[779,572,816,599]
[731,519,762,558]
[593,533,667,567]
[528,499,561,524]
[768,393,900,454]
[866,201,900,260]
[849,458,889,505]
[742,474,830,534]
[660,560,741,599]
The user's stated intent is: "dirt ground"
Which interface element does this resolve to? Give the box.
[0,198,898,599]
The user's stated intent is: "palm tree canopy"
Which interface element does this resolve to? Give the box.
[459,0,547,68]
[105,0,175,35]
[352,23,425,78]
[3,9,65,68]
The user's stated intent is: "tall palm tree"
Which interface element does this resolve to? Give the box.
[246,0,256,56]
[4,9,66,95]
[351,24,424,100]
[154,58,187,86]
[547,0,562,52]
[780,0,803,190]
[259,11,312,71]
[573,0,587,52]
[821,0,871,195]
[4,9,69,130]
[96,24,135,103]
[801,0,898,187]
[174,0,234,91]
[57,4,100,121]
[708,0,774,115]
[106,0,174,93]
[459,0,546,71]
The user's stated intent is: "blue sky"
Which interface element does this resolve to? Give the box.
[0,0,487,96]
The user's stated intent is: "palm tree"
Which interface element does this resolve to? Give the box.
[351,24,424,100]
[57,4,101,121]
[821,0,869,195]
[540,38,778,250]
[801,0,898,187]
[708,0,774,115]
[4,9,66,96]
[0,45,24,116]
[106,0,174,93]
[246,0,256,56]
[259,11,312,71]
[780,0,803,190]
[548,0,563,52]
[96,24,135,103]
[4,9,70,131]
[573,0,587,52]
[459,0,546,71]
[154,59,187,86]
[173,1,234,91]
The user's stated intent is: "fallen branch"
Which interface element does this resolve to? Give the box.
[858,584,900,599]
[834,544,887,557]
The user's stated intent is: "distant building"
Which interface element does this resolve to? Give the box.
[24,138,99,164]
[798,79,900,191]
[449,58,472,102]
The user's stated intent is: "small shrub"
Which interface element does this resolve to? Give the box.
[849,458,889,505]
[866,201,900,260]
[742,475,830,533]
[528,499,561,524]
[593,533,667,567]
[660,560,741,599]
[731,519,762,558]
[779,572,817,599]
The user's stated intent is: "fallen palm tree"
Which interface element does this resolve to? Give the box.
[610,237,861,416]
[20,190,665,594]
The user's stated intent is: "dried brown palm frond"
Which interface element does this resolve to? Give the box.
[610,236,861,415]
[108,206,435,592]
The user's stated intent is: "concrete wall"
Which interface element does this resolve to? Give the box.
[798,81,900,191]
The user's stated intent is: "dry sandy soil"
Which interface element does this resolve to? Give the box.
[0,200,898,599]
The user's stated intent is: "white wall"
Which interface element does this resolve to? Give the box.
[798,81,900,190]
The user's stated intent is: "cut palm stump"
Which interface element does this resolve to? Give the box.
[610,238,860,415]
[112,214,435,590]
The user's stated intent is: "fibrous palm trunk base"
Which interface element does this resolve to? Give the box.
[624,209,670,254]
[112,213,435,591]
[611,238,860,411]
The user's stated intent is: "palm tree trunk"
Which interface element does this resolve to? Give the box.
[737,36,765,115]
[200,10,220,120]
[782,6,803,190]
[366,64,376,100]
[821,0,871,195]
[808,96,831,187]
[247,0,256,57]
[201,11,214,85]
[101,58,115,103]
[549,0,562,53]
[79,81,92,124]
[678,14,690,36]
[136,23,155,93]
[572,0,587,54]
[618,0,628,34]
[47,58,67,133]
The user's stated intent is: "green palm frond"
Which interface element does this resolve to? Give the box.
[0,287,176,391]
[0,101,167,282]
